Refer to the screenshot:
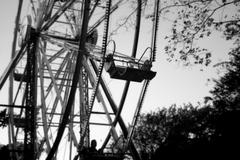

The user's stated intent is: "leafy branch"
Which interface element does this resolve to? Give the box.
[163,0,240,66]
[192,0,239,37]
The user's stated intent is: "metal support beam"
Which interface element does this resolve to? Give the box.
[41,0,76,31]
[83,59,119,142]
[23,30,38,160]
[45,0,90,159]
[90,59,141,160]
[0,42,27,89]
[100,0,142,159]
[9,2,23,158]
[0,104,28,109]
[80,66,90,147]
[87,0,122,34]
[127,80,149,146]
[150,0,160,62]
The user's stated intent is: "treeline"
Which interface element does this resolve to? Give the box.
[133,47,240,160]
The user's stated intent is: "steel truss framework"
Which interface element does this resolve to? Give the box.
[0,0,160,160]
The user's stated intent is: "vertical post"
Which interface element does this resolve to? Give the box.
[23,29,38,160]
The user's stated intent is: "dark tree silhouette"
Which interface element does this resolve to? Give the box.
[0,145,10,159]
[133,105,217,160]
[133,47,240,159]
[211,46,240,110]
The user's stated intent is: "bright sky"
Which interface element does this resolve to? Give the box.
[0,0,231,149]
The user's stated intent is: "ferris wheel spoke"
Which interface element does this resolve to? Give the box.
[46,59,73,126]
[69,104,78,147]
[82,59,119,141]
[41,0,76,31]
[46,48,66,63]
[89,59,140,157]
[12,66,28,146]
[127,80,150,145]
[64,56,79,148]
[87,0,122,35]
[37,48,74,147]
[88,0,100,20]
[0,42,27,89]
[41,50,65,107]
[84,59,121,148]
[43,0,55,21]
[29,0,37,20]
[45,54,73,126]
[78,0,112,150]
[46,0,91,158]
[35,1,51,29]
[38,51,51,154]
[8,0,24,152]
[44,52,71,99]
[101,81,131,149]
[56,1,77,36]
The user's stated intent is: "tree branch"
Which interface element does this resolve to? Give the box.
[213,19,240,24]
[192,0,239,37]
[158,0,212,14]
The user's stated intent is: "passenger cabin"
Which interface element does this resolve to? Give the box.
[14,72,28,82]
[14,118,26,128]
[104,54,156,82]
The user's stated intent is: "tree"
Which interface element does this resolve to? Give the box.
[0,143,25,160]
[132,44,240,160]
[0,145,10,159]
[210,46,240,110]
[133,104,240,159]
[162,0,240,65]
[128,1,240,159]
[207,46,240,158]
[133,104,220,160]
[133,108,169,159]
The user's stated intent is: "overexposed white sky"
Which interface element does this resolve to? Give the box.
[0,0,231,148]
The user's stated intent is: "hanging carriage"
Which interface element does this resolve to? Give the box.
[13,70,28,82]
[104,53,156,82]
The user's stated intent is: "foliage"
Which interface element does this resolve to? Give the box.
[133,104,216,159]
[211,46,240,110]
[161,0,240,65]
[133,40,240,160]
[0,145,10,159]
[134,104,240,159]
[0,143,24,160]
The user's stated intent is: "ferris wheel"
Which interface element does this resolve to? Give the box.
[0,0,159,160]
